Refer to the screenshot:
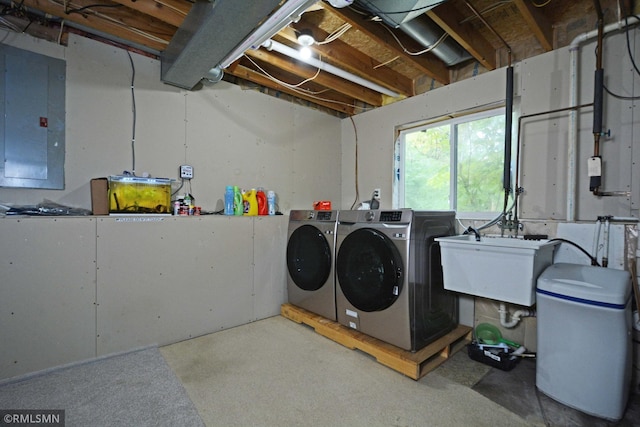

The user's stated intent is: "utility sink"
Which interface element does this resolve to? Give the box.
[435,235,560,306]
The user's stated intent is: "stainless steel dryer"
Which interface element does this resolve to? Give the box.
[286,210,338,321]
[335,209,457,351]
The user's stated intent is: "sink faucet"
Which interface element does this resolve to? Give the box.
[463,226,481,241]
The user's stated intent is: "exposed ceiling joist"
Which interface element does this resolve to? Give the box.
[513,0,553,52]
[279,27,415,97]
[323,4,451,85]
[109,0,187,29]
[21,0,172,51]
[244,46,385,106]
[1,0,623,117]
[427,2,496,70]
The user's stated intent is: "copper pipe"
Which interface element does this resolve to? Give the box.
[465,1,512,66]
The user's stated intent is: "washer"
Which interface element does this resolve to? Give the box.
[335,209,457,351]
[286,210,338,321]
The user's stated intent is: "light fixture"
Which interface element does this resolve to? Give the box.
[327,0,354,7]
[297,29,315,60]
[219,0,319,69]
[263,39,400,98]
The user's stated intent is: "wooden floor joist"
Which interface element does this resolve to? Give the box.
[281,303,473,380]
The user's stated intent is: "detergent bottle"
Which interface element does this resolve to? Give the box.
[243,188,258,216]
[233,186,243,216]
[224,186,234,215]
[256,187,267,216]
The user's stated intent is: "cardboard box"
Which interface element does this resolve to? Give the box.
[90,178,109,215]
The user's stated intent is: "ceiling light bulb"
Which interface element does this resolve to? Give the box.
[299,46,312,60]
[297,30,315,47]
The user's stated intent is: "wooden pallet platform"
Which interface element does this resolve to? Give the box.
[281,303,473,380]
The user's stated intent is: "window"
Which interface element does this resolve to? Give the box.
[394,108,507,218]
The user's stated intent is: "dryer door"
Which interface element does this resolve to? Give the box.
[336,228,403,312]
[287,224,332,291]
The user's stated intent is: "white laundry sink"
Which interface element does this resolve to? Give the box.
[435,235,560,306]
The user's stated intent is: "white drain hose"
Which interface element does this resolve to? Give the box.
[499,303,536,328]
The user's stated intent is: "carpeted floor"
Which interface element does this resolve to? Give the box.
[0,347,204,427]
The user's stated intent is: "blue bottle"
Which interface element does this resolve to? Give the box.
[224,186,234,215]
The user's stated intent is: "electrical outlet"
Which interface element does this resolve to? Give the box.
[373,188,381,200]
[180,164,193,180]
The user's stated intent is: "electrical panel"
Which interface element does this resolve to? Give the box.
[0,44,66,189]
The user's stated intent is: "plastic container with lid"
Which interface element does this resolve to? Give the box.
[536,263,632,421]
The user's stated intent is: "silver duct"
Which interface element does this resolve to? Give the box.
[355,0,471,67]
[161,0,282,90]
[399,15,471,66]
[356,0,443,26]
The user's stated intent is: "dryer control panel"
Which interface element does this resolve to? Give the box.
[379,211,403,222]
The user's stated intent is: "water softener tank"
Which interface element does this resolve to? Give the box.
[536,263,632,421]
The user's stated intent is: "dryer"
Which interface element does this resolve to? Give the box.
[335,209,457,351]
[286,210,338,321]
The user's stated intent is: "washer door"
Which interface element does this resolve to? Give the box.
[337,228,404,312]
[287,224,332,291]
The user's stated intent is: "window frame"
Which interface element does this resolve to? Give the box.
[393,106,507,220]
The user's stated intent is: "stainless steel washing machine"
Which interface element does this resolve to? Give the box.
[286,210,338,321]
[335,209,457,351]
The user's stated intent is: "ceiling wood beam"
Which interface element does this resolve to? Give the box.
[110,0,188,28]
[245,47,384,106]
[279,27,414,97]
[427,3,497,70]
[323,5,450,85]
[512,0,553,52]
[21,0,173,51]
[228,64,358,115]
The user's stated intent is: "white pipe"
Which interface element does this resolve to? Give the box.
[567,20,628,221]
[603,217,610,267]
[593,219,602,260]
[220,0,319,68]
[499,303,535,328]
[263,39,401,97]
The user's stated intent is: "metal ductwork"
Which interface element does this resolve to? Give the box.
[399,15,471,66]
[356,0,471,66]
[161,0,282,90]
[356,0,443,26]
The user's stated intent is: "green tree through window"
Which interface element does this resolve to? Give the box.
[397,109,505,214]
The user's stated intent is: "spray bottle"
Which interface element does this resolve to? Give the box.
[267,190,276,216]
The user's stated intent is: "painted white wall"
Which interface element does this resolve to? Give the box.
[0,31,342,212]
[342,29,639,222]
[0,30,342,379]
